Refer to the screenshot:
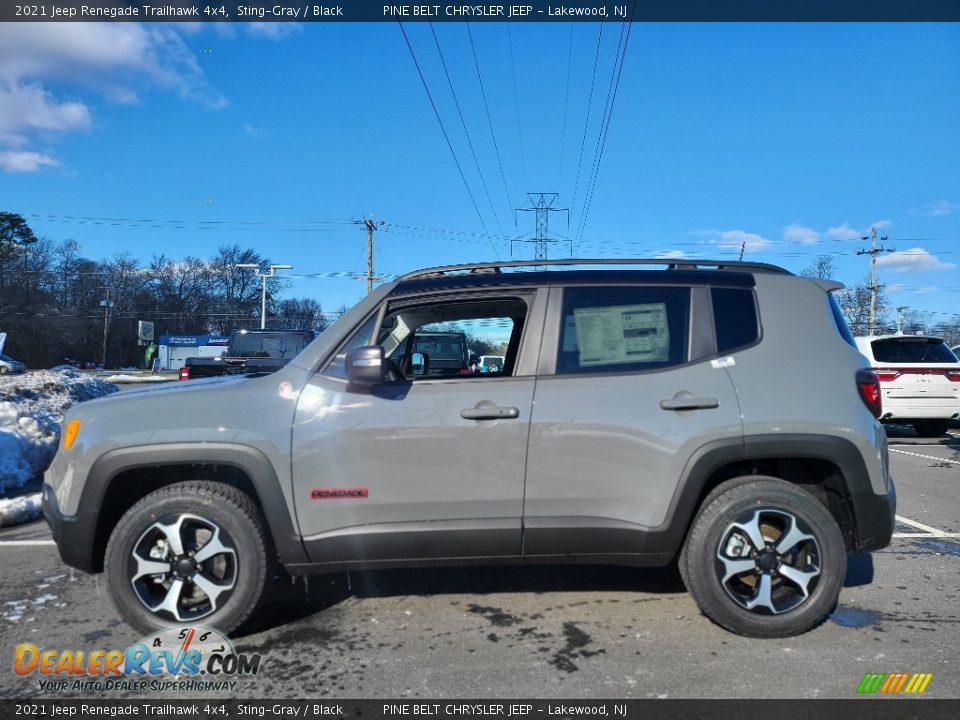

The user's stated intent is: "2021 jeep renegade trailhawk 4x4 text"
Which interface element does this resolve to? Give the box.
[43,258,895,638]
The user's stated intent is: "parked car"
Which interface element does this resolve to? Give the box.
[180,328,316,380]
[854,334,960,437]
[479,355,505,373]
[43,258,895,638]
[0,353,26,374]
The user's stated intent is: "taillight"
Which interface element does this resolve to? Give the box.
[179,367,190,381]
[947,370,960,383]
[857,369,882,418]
[875,369,900,382]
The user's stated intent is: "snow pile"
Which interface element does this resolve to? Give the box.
[0,368,117,494]
[0,492,42,527]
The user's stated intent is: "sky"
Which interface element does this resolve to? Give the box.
[0,21,958,326]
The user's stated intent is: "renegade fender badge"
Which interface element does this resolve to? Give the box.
[311,487,369,500]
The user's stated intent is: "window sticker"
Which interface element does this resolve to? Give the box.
[574,303,669,366]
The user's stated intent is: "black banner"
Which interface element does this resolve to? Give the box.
[2,700,960,719]
[2,0,960,23]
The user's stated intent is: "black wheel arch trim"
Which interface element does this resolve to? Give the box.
[80,443,308,569]
[661,432,893,553]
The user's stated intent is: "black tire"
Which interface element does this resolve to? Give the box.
[104,481,271,636]
[913,421,950,438]
[680,476,845,638]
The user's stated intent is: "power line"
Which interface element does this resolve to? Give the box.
[506,23,527,191]
[575,3,637,252]
[558,22,575,186]
[570,24,604,217]
[466,22,515,222]
[429,22,506,240]
[396,22,501,259]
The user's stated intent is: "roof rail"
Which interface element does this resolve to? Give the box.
[397,257,792,281]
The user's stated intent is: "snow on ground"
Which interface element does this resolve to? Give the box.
[0,492,41,527]
[0,368,117,495]
[103,374,171,383]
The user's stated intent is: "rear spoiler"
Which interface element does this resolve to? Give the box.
[810,279,845,292]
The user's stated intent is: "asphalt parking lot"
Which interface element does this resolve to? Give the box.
[1,428,958,700]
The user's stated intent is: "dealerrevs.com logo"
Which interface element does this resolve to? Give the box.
[13,626,261,693]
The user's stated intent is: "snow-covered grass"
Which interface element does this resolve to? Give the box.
[0,368,117,495]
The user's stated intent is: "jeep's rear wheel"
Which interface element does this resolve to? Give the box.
[104,481,270,635]
[913,421,950,438]
[681,476,845,638]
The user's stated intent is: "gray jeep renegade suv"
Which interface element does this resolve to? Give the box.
[43,259,895,638]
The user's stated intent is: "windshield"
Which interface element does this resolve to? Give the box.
[871,337,958,364]
[230,332,314,358]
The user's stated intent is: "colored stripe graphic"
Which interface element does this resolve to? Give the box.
[857,672,932,694]
[857,673,885,693]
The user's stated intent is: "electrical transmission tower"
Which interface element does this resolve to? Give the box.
[514,193,570,261]
[856,227,894,335]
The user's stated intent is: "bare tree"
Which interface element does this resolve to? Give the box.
[800,254,837,280]
[837,274,889,336]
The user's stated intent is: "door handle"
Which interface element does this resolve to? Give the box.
[460,406,520,420]
[659,397,720,411]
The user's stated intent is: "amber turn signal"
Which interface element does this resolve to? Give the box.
[63,419,81,450]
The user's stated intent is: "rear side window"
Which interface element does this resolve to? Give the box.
[712,288,758,354]
[557,286,690,375]
[828,293,857,348]
[871,337,957,363]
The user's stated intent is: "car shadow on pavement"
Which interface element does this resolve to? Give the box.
[239,563,687,636]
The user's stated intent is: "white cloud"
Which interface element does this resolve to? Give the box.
[782,224,820,244]
[877,248,956,273]
[870,219,892,230]
[0,83,90,146]
[246,23,303,41]
[825,222,861,241]
[0,23,227,172]
[657,250,687,259]
[885,283,907,294]
[0,150,59,173]
[912,200,957,217]
[705,229,772,253]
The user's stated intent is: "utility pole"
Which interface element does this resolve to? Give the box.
[856,227,894,335]
[236,263,293,329]
[354,218,384,293]
[514,193,570,260]
[99,286,114,368]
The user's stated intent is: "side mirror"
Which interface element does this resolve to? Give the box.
[345,346,386,385]
[410,351,430,376]
[411,352,425,375]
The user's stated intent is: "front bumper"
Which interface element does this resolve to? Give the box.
[42,483,100,573]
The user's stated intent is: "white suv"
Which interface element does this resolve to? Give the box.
[855,334,960,436]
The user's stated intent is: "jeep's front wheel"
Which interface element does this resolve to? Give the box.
[104,481,270,635]
[681,476,845,638]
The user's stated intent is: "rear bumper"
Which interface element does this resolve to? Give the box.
[42,483,99,573]
[850,477,896,552]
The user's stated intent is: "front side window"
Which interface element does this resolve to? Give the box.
[557,286,690,375]
[324,297,528,381]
